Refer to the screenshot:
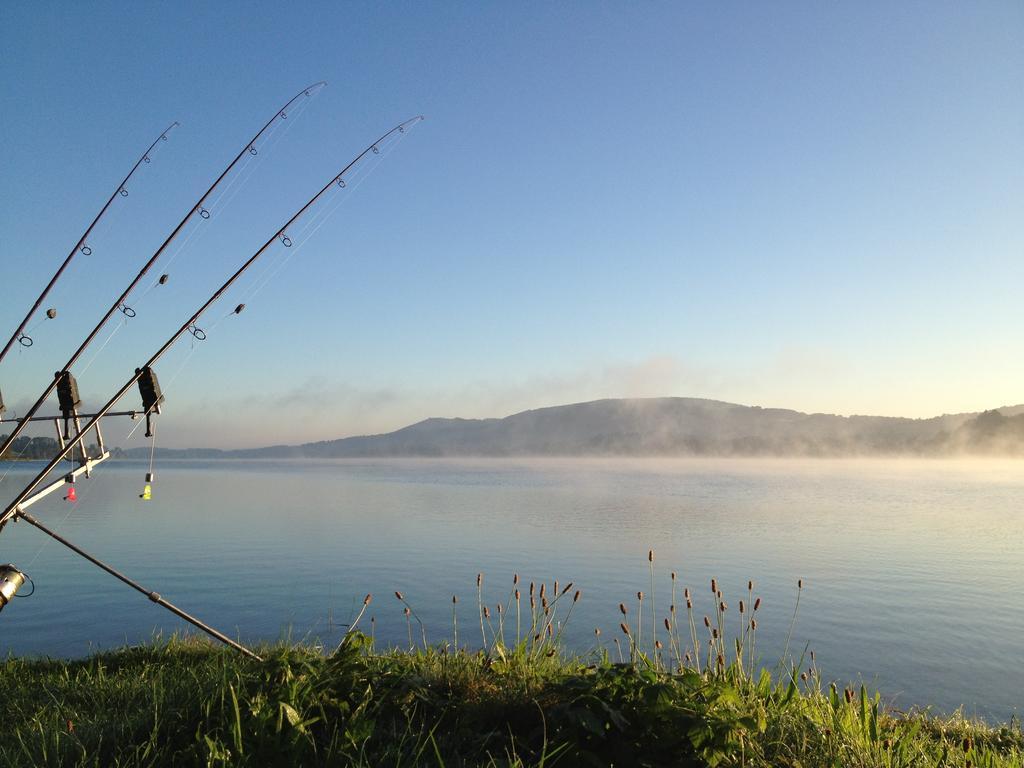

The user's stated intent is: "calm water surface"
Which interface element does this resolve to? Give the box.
[0,457,1020,720]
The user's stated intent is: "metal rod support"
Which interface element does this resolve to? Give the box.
[16,452,109,511]
[15,510,262,661]
[1,410,142,425]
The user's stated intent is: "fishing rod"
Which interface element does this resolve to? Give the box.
[0,115,424,656]
[0,121,180,364]
[0,82,326,464]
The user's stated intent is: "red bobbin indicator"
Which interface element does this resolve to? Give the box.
[65,486,77,503]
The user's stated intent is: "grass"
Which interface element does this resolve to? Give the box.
[1,562,1021,767]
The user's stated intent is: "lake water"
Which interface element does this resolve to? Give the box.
[0,457,1021,721]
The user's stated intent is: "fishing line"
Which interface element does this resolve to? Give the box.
[121,128,414,440]
[147,421,157,477]
[156,93,316,275]
[13,295,60,350]
[120,307,234,443]
[127,134,415,443]
[14,417,111,569]
[2,114,421,533]
[0,428,33,487]
[77,315,131,377]
[208,94,314,218]
[0,121,180,368]
[240,127,411,306]
[0,115,422,661]
[84,133,173,248]
[208,88,316,213]
[0,85,329,475]
[56,91,327,387]
[230,122,390,299]
[87,91,316,342]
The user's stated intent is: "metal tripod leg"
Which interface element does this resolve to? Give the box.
[14,511,262,661]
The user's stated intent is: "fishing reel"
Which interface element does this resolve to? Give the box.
[0,564,33,613]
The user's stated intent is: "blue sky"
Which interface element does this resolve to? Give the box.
[1,2,1021,448]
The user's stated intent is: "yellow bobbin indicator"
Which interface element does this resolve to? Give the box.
[140,484,152,501]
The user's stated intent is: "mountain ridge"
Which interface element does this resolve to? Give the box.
[104,397,1024,459]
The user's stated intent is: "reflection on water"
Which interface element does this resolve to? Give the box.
[0,457,1021,720]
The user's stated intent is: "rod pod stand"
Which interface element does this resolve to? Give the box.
[14,510,262,661]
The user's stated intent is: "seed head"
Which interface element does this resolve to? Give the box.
[648,549,654,563]
[477,573,482,587]
[670,603,676,614]
[529,582,535,597]
[540,583,546,599]
[684,587,690,600]
[573,590,581,603]
[719,601,727,613]
[394,591,404,601]
[751,618,758,630]
[800,672,807,681]
[515,589,520,600]
[363,594,372,606]
[716,653,725,667]
[554,580,559,595]
[542,596,548,609]
[739,600,745,614]
[619,602,628,616]
[686,598,693,609]
[798,579,803,589]
[637,591,644,602]
[664,618,671,631]
[671,570,676,581]
[534,633,542,643]
[594,627,601,637]
[484,606,490,619]
[703,616,711,629]
[655,640,663,650]
[748,580,754,591]
[754,598,761,611]
[404,607,410,616]
[844,688,853,704]
[452,595,458,604]
[712,628,719,639]
[497,604,503,614]
[711,578,717,594]
[619,622,631,636]
[562,582,573,595]
[513,573,519,585]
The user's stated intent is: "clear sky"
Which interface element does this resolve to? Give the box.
[1,2,1021,448]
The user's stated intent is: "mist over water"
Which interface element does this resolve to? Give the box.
[0,457,1020,721]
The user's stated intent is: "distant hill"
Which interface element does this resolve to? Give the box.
[109,397,1024,460]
